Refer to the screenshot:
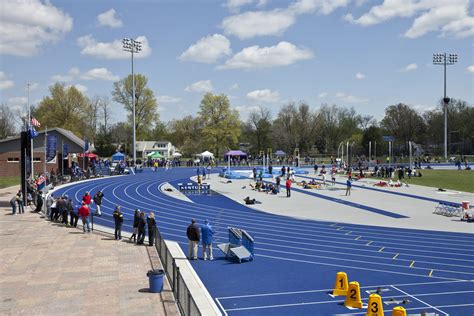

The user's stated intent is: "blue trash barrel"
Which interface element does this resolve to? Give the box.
[147,269,165,293]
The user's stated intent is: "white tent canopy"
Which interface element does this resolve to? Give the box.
[172,152,182,157]
[200,151,214,157]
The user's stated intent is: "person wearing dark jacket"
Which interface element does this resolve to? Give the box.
[137,212,146,245]
[56,196,66,222]
[69,198,78,227]
[146,212,157,246]
[113,206,124,240]
[34,191,43,213]
[129,209,140,242]
[186,218,200,260]
[93,191,104,216]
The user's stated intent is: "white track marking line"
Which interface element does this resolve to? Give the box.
[215,299,228,316]
[215,280,470,300]
[391,285,448,316]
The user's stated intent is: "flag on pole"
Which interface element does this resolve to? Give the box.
[31,117,41,127]
[84,139,90,153]
[28,126,38,138]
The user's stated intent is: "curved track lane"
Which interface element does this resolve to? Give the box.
[53,168,474,315]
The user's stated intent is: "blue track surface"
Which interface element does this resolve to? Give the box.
[53,168,474,315]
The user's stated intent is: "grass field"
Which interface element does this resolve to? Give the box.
[0,176,20,189]
[405,169,474,193]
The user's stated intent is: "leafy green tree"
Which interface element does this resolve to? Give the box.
[167,116,203,156]
[381,103,426,152]
[242,107,272,155]
[0,104,16,139]
[197,93,240,157]
[112,74,158,139]
[34,83,90,138]
[94,127,116,157]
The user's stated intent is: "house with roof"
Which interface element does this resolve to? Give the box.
[136,141,176,159]
[0,128,86,177]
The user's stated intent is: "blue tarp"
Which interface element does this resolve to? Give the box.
[112,152,125,161]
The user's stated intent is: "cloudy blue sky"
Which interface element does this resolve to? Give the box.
[1,0,473,124]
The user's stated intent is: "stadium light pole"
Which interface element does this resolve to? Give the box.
[122,38,142,166]
[433,53,458,161]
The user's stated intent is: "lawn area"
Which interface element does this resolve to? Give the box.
[405,169,474,193]
[0,176,20,189]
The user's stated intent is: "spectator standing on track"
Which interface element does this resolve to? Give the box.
[285,178,292,197]
[130,209,140,242]
[10,195,17,215]
[113,206,124,240]
[345,179,352,196]
[69,198,79,227]
[201,220,214,261]
[34,191,43,213]
[82,191,91,207]
[268,165,273,177]
[202,167,207,180]
[93,191,104,217]
[147,212,157,246]
[16,191,24,214]
[276,176,281,191]
[137,212,146,245]
[187,219,200,260]
[46,194,54,218]
[314,164,318,174]
[331,167,336,185]
[78,202,91,233]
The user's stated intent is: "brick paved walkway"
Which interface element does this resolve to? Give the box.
[0,185,179,315]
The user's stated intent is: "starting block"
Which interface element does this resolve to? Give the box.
[332,272,349,296]
[366,293,384,316]
[217,227,254,263]
[392,306,406,316]
[345,281,364,309]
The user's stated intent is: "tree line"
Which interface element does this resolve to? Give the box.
[1,74,472,158]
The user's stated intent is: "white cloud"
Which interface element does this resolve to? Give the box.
[0,0,73,56]
[77,35,151,59]
[222,0,349,39]
[225,0,267,11]
[97,9,123,28]
[220,41,313,70]
[401,63,418,72]
[229,83,240,90]
[8,97,27,107]
[185,80,213,93]
[246,89,280,103]
[0,71,14,90]
[345,0,474,39]
[467,65,474,73]
[51,67,80,82]
[222,10,295,39]
[179,34,231,64]
[355,72,366,79]
[318,92,328,98]
[28,83,40,91]
[81,68,119,81]
[157,95,182,103]
[66,84,88,93]
[335,92,369,103]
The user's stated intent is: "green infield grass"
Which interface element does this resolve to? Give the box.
[0,176,20,189]
[405,169,474,193]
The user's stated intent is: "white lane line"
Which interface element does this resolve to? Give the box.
[391,285,448,316]
[215,280,469,300]
[215,299,228,316]
[219,290,474,312]
[256,254,465,281]
[335,303,474,315]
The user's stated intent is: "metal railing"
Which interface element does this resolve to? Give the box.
[154,229,200,316]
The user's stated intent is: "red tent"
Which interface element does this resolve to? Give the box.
[78,153,98,159]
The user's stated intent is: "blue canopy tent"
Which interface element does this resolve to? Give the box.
[112,152,125,161]
[274,150,287,157]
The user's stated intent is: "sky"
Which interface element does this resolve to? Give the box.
[0,0,473,125]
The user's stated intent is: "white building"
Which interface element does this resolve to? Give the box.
[136,141,176,159]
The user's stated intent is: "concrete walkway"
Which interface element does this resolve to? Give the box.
[0,185,179,315]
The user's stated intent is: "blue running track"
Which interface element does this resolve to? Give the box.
[53,168,474,315]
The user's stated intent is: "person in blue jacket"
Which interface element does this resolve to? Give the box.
[200,219,214,261]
